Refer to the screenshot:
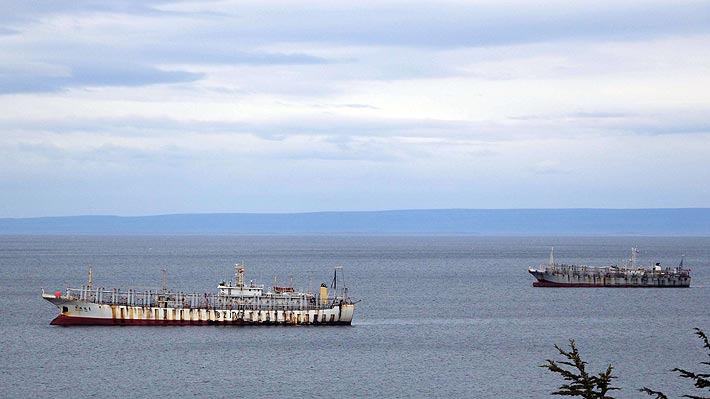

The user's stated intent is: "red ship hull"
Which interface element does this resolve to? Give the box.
[532,281,690,288]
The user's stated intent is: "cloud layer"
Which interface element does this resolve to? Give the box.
[1,1,709,216]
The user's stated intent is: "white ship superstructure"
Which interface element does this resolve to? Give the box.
[43,263,355,326]
[528,248,691,288]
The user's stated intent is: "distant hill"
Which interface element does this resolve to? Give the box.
[0,209,709,235]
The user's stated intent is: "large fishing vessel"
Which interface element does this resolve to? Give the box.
[529,248,690,288]
[42,263,355,326]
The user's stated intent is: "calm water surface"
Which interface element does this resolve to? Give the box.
[0,235,708,398]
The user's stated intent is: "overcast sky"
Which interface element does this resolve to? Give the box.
[1,0,709,217]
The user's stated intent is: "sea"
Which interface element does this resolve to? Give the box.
[0,235,708,398]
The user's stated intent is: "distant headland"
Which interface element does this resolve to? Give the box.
[1,209,709,235]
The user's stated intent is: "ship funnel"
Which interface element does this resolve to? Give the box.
[319,283,328,305]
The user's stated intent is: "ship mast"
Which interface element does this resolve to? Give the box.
[332,265,345,298]
[88,263,93,291]
[549,247,555,267]
[331,267,338,292]
[631,247,638,268]
[162,267,167,292]
[235,260,245,287]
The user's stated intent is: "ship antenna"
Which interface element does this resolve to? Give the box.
[333,265,345,297]
[237,262,244,287]
[308,271,313,295]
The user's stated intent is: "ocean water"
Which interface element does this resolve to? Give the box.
[0,235,708,398]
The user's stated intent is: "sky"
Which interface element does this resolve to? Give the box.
[1,0,710,217]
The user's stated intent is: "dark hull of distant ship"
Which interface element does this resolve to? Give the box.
[532,280,690,288]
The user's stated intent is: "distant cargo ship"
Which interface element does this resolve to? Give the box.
[529,248,690,288]
[43,263,355,326]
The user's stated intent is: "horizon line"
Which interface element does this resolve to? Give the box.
[3,207,709,220]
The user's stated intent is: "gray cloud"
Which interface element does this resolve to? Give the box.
[1,0,174,25]
[0,27,18,35]
[8,1,709,47]
[0,114,492,141]
[1,1,330,93]
[24,1,709,48]
[71,64,201,87]
[142,47,330,66]
[0,49,327,94]
[509,109,710,136]
[0,63,203,94]
[4,106,709,152]
[3,1,710,94]
[11,140,195,170]
[3,1,710,216]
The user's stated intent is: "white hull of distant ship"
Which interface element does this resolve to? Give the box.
[528,248,690,288]
[43,264,355,326]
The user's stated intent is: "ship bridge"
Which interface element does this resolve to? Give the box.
[218,263,266,297]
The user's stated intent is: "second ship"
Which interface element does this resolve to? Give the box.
[529,248,691,288]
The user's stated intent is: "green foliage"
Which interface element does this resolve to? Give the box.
[541,339,619,399]
[639,387,669,399]
[641,328,710,399]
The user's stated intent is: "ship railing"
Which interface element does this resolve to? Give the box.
[544,264,690,278]
[64,287,345,310]
[545,264,607,274]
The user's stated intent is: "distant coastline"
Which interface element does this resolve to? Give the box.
[1,209,709,236]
